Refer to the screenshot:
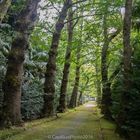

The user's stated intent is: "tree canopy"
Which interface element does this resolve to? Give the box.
[0,0,140,139]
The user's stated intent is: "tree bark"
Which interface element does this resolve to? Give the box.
[42,0,72,117]
[78,91,83,106]
[101,11,112,119]
[116,0,132,136]
[69,46,81,108]
[0,0,40,127]
[96,78,102,106]
[58,7,73,113]
[0,0,11,23]
[101,12,121,119]
[95,53,102,106]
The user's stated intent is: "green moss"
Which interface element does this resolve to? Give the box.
[100,118,116,129]
[0,109,76,140]
[6,75,20,87]
[75,104,123,140]
[0,102,124,140]
[0,128,23,140]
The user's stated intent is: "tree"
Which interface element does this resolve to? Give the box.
[69,45,81,108]
[42,0,72,117]
[0,0,40,127]
[68,10,84,108]
[101,28,121,119]
[116,0,133,136]
[101,2,121,119]
[58,6,75,113]
[95,52,102,105]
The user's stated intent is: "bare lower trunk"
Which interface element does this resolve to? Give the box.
[116,0,132,136]
[2,36,27,126]
[69,66,80,108]
[101,82,112,118]
[42,0,72,117]
[102,62,122,116]
[0,0,11,23]
[0,0,40,127]
[58,8,73,113]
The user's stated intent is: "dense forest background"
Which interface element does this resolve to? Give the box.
[0,0,140,139]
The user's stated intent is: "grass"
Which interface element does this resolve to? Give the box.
[75,105,123,140]
[0,102,124,140]
[0,108,79,140]
[0,109,75,140]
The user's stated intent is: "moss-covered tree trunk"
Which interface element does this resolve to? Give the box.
[42,0,72,117]
[0,0,40,127]
[101,11,112,119]
[69,46,81,108]
[116,0,132,136]
[0,0,11,23]
[58,8,73,113]
[101,11,121,119]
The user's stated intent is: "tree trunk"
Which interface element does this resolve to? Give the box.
[0,0,11,23]
[0,0,40,127]
[95,54,102,106]
[58,8,73,113]
[42,0,72,117]
[116,0,132,136]
[69,47,81,108]
[78,92,83,106]
[96,80,102,105]
[101,12,121,119]
[101,11,112,119]
[101,81,112,118]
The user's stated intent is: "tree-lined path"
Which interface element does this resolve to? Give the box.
[0,0,140,139]
[0,102,123,140]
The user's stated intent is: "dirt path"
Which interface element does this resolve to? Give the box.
[51,102,98,140]
[3,101,123,140]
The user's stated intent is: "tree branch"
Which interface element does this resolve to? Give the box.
[72,0,87,6]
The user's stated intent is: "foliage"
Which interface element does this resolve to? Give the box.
[21,77,44,120]
[111,32,140,137]
[0,0,140,139]
[111,74,123,119]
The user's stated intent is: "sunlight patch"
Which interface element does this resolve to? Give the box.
[84,103,97,108]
